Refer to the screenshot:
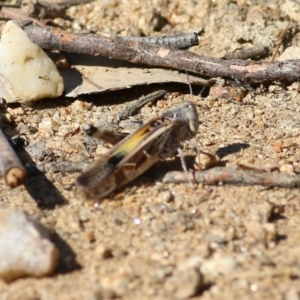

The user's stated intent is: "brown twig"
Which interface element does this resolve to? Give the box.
[2,21,298,85]
[162,167,300,189]
[0,128,27,187]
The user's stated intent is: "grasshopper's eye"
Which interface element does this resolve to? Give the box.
[151,121,161,127]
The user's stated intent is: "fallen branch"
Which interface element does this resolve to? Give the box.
[3,21,299,84]
[162,167,300,188]
[0,128,27,187]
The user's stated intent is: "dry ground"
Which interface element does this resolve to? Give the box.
[1,0,300,299]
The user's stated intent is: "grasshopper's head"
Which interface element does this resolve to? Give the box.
[161,101,199,139]
[181,101,199,137]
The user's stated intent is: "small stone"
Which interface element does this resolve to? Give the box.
[278,46,300,61]
[94,287,117,300]
[209,85,247,102]
[195,150,220,170]
[7,107,25,116]
[84,231,96,243]
[26,141,53,161]
[4,113,14,124]
[18,124,38,135]
[96,144,110,156]
[200,255,238,281]
[54,53,70,70]
[271,140,284,153]
[152,266,173,281]
[0,209,59,282]
[70,99,92,111]
[262,223,277,242]
[114,218,123,226]
[244,221,277,245]
[57,124,74,137]
[52,111,61,122]
[46,139,80,154]
[38,117,56,130]
[78,209,90,222]
[285,287,300,300]
[100,274,129,297]
[95,245,113,259]
[164,268,203,299]
[158,190,173,203]
[280,163,295,174]
[178,256,204,270]
[0,21,63,103]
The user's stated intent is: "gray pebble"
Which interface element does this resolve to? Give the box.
[0,209,59,282]
[165,268,204,299]
[200,255,238,281]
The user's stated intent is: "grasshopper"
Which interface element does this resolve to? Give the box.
[74,101,199,202]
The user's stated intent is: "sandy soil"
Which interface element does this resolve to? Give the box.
[1,0,300,299]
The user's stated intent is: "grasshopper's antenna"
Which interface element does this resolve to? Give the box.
[177,70,196,186]
[185,70,193,97]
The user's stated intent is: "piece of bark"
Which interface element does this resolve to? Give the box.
[162,167,300,188]
[6,21,300,85]
[61,54,208,97]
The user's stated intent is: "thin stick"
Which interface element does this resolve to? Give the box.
[0,129,27,187]
[5,21,299,85]
[0,8,47,26]
[163,167,300,189]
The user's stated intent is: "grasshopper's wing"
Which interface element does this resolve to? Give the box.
[74,117,173,201]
